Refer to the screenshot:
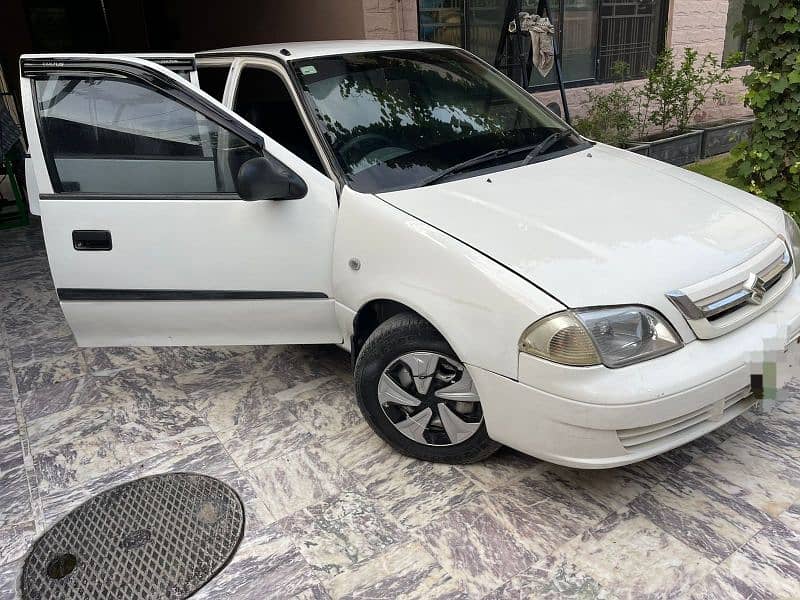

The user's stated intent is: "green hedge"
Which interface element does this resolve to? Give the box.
[731,0,800,209]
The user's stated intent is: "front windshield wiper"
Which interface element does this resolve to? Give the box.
[522,130,572,165]
[419,148,510,187]
[417,132,576,188]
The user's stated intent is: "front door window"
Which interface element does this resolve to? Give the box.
[34,74,261,194]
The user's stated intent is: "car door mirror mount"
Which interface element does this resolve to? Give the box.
[236,156,307,201]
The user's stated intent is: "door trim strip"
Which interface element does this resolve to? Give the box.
[57,289,328,301]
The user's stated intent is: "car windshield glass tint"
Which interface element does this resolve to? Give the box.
[292,49,583,193]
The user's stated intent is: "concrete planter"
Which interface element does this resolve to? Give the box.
[636,129,704,166]
[696,118,755,158]
[624,142,650,157]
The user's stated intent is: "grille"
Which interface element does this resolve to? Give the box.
[667,239,793,339]
[702,250,790,322]
[598,0,668,81]
[617,386,755,451]
[22,473,244,600]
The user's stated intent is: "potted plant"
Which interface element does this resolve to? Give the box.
[573,51,739,163]
[634,48,735,166]
[574,62,649,154]
[640,48,733,165]
[690,51,754,158]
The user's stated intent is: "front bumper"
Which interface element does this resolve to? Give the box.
[471,279,800,469]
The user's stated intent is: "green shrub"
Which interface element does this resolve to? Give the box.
[730,0,800,209]
[575,49,735,146]
[640,48,735,133]
[574,62,646,146]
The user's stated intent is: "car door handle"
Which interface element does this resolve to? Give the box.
[73,230,112,251]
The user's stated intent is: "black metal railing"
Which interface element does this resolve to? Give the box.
[597,0,664,81]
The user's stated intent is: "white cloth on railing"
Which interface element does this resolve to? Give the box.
[511,12,556,78]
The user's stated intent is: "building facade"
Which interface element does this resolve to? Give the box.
[0,0,750,127]
[365,0,752,123]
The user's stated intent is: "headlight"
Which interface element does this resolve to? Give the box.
[519,312,600,366]
[520,306,683,368]
[784,211,800,278]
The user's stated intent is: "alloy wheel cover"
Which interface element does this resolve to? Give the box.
[378,352,484,447]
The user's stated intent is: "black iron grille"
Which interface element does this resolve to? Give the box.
[598,0,664,81]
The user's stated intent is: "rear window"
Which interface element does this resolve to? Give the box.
[197,65,230,102]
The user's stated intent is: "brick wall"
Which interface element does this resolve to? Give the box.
[363,0,418,41]
[668,0,751,122]
[669,0,730,57]
[366,0,751,124]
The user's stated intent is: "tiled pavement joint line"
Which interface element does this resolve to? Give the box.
[0,327,45,535]
[683,508,799,599]
[682,484,800,596]
[207,414,279,530]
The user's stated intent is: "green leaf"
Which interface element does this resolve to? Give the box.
[732,1,800,203]
[772,78,790,93]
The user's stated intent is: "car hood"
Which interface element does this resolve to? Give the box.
[377,144,783,322]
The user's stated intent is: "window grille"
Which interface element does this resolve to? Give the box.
[418,0,668,86]
[597,0,665,81]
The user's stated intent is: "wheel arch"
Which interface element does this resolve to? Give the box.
[351,298,456,365]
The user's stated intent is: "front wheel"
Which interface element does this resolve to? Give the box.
[354,313,501,464]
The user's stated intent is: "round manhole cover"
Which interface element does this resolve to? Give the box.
[22,473,244,600]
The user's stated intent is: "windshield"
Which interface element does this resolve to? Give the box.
[292,49,585,193]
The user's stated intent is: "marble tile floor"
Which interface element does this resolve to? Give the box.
[1,222,799,599]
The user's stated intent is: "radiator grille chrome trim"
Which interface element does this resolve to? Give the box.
[666,239,793,339]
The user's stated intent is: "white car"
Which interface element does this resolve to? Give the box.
[19,41,800,468]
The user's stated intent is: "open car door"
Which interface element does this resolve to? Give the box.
[19,54,341,347]
[127,54,199,86]
[25,53,199,216]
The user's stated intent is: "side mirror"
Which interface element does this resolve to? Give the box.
[236,156,307,201]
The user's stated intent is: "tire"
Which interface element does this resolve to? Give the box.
[354,312,501,464]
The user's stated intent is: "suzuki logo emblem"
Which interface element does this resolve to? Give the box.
[744,272,767,305]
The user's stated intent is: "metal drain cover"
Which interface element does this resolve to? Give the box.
[22,473,244,600]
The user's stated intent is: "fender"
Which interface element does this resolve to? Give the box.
[332,187,565,380]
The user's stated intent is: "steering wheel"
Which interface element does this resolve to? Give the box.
[335,133,396,160]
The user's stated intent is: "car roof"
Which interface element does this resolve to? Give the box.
[196,40,454,61]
